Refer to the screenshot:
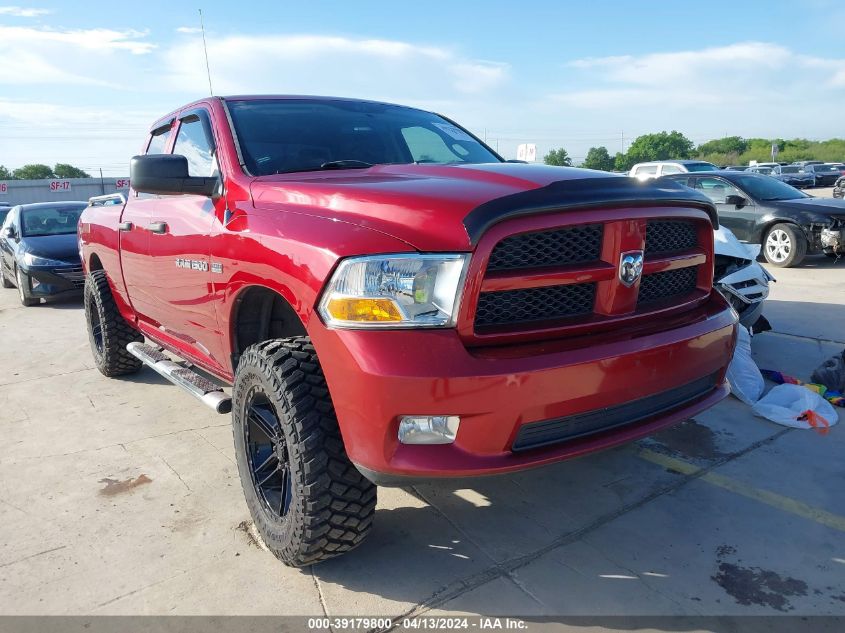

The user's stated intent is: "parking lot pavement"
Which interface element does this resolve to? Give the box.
[0,260,843,620]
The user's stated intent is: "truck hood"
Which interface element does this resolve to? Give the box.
[250,163,715,251]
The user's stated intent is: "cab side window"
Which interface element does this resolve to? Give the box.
[173,116,216,177]
[146,125,171,155]
[695,177,740,204]
[660,164,682,175]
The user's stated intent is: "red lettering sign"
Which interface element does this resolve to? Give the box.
[115,179,130,189]
[0,182,7,194]
[49,180,72,192]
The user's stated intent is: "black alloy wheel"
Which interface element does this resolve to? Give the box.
[244,394,293,520]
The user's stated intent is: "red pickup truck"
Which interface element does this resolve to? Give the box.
[79,95,737,566]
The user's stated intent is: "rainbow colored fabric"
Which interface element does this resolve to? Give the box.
[761,369,845,408]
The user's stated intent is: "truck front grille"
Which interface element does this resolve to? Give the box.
[644,220,697,255]
[473,217,706,335]
[487,224,603,271]
[637,266,698,306]
[475,283,596,328]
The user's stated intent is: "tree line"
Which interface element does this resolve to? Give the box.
[0,163,92,180]
[543,133,845,171]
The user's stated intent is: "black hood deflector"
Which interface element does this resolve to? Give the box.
[463,176,718,244]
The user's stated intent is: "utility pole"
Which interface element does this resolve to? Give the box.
[99,168,105,195]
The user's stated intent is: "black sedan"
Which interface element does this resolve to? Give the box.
[659,171,844,267]
[0,201,88,306]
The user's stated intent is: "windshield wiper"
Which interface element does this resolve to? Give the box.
[319,160,373,170]
[273,160,374,175]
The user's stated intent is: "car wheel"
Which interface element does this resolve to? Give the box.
[763,224,807,268]
[1,259,13,289]
[84,270,143,376]
[15,266,38,306]
[232,337,376,567]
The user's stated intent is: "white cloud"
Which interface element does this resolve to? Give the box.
[0,5,50,17]
[548,41,845,144]
[0,25,154,55]
[161,34,508,99]
[176,26,202,34]
[0,24,155,86]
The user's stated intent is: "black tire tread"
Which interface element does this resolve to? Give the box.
[84,270,143,376]
[234,337,376,566]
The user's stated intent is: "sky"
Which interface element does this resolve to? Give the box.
[1,0,844,176]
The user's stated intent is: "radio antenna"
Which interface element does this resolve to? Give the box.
[199,8,214,96]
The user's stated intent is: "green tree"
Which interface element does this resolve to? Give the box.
[543,147,572,166]
[0,165,11,180]
[53,163,91,178]
[625,131,695,165]
[696,136,748,156]
[614,152,631,172]
[581,146,614,171]
[12,164,55,180]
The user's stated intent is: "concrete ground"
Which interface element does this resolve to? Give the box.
[0,249,843,623]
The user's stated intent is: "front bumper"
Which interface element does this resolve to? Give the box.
[19,263,84,299]
[310,292,737,484]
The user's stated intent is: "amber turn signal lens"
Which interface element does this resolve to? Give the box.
[325,297,404,322]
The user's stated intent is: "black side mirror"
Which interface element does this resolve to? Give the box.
[2,226,14,240]
[130,154,218,197]
[725,194,748,208]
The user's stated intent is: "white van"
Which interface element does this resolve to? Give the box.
[629,160,718,181]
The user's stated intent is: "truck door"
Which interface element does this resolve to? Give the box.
[119,122,173,322]
[143,108,226,374]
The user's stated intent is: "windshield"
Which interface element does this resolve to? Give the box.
[685,162,718,172]
[754,167,773,175]
[226,99,502,176]
[20,204,86,237]
[781,166,800,173]
[814,165,839,173]
[734,175,808,201]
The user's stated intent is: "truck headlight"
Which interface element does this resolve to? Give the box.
[318,254,470,328]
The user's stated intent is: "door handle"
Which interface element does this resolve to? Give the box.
[118,221,133,231]
[149,222,168,234]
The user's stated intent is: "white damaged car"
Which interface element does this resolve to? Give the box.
[714,226,774,331]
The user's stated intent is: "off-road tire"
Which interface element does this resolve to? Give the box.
[15,266,38,306]
[763,223,807,268]
[84,270,143,376]
[232,337,377,567]
[1,259,13,289]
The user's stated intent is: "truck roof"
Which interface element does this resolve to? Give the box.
[149,94,429,131]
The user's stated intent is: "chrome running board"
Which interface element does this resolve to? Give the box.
[126,342,232,414]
